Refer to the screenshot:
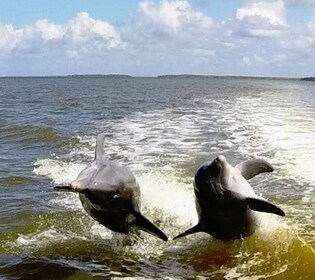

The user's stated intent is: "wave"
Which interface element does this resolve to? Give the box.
[0,176,30,186]
[3,206,314,279]
[0,125,64,146]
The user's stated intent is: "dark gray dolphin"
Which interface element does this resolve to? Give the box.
[54,133,168,241]
[174,155,285,241]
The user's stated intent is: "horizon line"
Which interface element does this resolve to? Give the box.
[0,73,309,79]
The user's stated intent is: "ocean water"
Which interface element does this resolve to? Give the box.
[0,76,314,279]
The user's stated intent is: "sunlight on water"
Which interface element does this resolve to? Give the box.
[235,95,315,187]
[137,169,197,227]
[14,228,75,248]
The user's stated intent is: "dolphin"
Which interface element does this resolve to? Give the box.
[54,133,168,241]
[174,155,285,241]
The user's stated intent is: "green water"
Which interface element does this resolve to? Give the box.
[0,76,314,279]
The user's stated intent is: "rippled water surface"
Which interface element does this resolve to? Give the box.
[0,76,314,279]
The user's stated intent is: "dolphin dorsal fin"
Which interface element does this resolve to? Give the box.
[236,159,274,180]
[95,133,106,166]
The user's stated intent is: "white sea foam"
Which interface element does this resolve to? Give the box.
[83,105,233,170]
[233,96,315,185]
[255,212,291,240]
[34,158,86,185]
[12,227,86,250]
[48,192,82,210]
[137,168,198,232]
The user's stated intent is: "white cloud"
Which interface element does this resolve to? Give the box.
[0,24,23,53]
[1,0,315,77]
[235,0,286,37]
[278,11,315,51]
[0,12,123,59]
[33,20,65,41]
[67,12,122,49]
[135,0,213,37]
[118,0,216,74]
[280,31,315,51]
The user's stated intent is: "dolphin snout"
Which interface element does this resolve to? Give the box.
[216,155,226,163]
[54,182,86,193]
[211,155,225,168]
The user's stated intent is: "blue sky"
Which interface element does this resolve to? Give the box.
[0,0,315,77]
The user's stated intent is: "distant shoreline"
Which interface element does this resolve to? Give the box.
[67,74,132,78]
[300,77,315,81]
[0,74,306,80]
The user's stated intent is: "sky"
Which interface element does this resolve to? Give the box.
[0,0,315,77]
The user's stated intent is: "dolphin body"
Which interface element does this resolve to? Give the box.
[174,155,285,241]
[54,133,168,241]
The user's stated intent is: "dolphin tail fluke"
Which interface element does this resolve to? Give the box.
[246,197,285,216]
[173,222,204,240]
[131,210,168,241]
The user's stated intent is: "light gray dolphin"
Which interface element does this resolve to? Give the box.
[174,155,285,241]
[54,133,168,241]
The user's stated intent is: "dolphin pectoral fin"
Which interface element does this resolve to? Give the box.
[236,159,274,180]
[246,197,285,216]
[173,222,204,240]
[131,210,168,241]
[54,184,89,194]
